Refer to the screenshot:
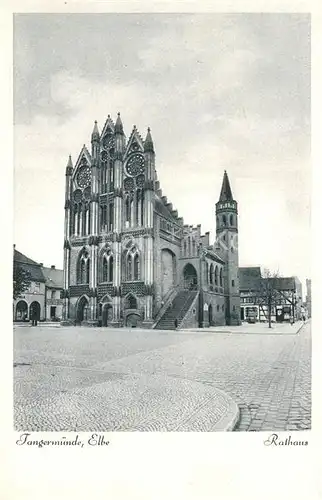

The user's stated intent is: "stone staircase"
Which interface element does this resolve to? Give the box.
[154,291,198,330]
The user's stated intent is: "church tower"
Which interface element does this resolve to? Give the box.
[215,171,241,325]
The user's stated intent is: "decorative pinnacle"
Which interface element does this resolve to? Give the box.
[91,120,100,142]
[115,112,124,134]
[65,155,73,175]
[67,155,73,167]
[144,127,154,153]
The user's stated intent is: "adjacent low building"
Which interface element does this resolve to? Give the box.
[13,248,63,322]
[42,265,64,321]
[239,267,303,323]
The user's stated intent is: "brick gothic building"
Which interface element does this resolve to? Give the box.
[62,114,240,329]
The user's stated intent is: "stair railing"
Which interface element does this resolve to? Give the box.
[176,291,198,327]
[152,285,181,328]
[178,291,200,329]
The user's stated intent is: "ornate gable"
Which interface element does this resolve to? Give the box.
[72,145,92,191]
[100,115,115,140]
[124,126,144,158]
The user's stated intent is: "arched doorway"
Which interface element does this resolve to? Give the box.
[126,313,142,328]
[102,303,113,326]
[183,263,198,290]
[76,296,89,323]
[16,300,28,321]
[208,304,213,326]
[161,249,176,298]
[29,301,41,321]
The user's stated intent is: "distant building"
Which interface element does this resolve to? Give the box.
[239,267,261,322]
[42,265,64,321]
[239,267,303,322]
[13,248,63,322]
[306,278,311,318]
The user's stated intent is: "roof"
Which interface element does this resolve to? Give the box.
[239,268,299,293]
[219,171,233,202]
[14,249,46,283]
[42,266,64,289]
[239,267,262,290]
[154,196,178,224]
[205,248,225,264]
[268,277,296,291]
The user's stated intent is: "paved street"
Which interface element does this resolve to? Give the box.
[14,321,311,432]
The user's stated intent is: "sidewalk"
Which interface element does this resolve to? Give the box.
[181,320,306,335]
[14,321,61,328]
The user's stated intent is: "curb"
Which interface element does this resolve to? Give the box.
[210,387,240,432]
[295,321,307,335]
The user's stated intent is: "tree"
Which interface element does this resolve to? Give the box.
[13,262,31,300]
[254,269,280,328]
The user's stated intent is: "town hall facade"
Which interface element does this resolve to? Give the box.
[62,113,241,329]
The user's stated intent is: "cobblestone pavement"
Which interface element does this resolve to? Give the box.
[13,321,311,432]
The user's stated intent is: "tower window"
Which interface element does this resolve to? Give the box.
[222,215,227,226]
[217,305,219,312]
[209,263,214,285]
[230,214,234,226]
[214,266,218,286]
[232,280,235,287]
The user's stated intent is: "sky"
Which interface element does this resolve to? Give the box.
[13,13,311,292]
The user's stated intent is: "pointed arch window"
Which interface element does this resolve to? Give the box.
[222,215,227,226]
[230,214,234,226]
[101,204,107,231]
[209,264,214,285]
[108,202,114,232]
[101,163,107,194]
[101,249,113,283]
[77,250,90,284]
[192,239,196,256]
[102,255,108,282]
[140,190,144,225]
[125,195,131,227]
[133,253,140,280]
[215,266,219,286]
[124,246,140,281]
[220,268,223,287]
[136,189,141,226]
[205,261,209,284]
[73,204,78,235]
[109,255,113,282]
[126,253,132,280]
[108,162,114,191]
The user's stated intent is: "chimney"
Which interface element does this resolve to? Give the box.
[51,265,55,269]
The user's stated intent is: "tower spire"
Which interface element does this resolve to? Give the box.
[144,127,154,153]
[115,112,124,135]
[219,170,233,202]
[91,120,100,142]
